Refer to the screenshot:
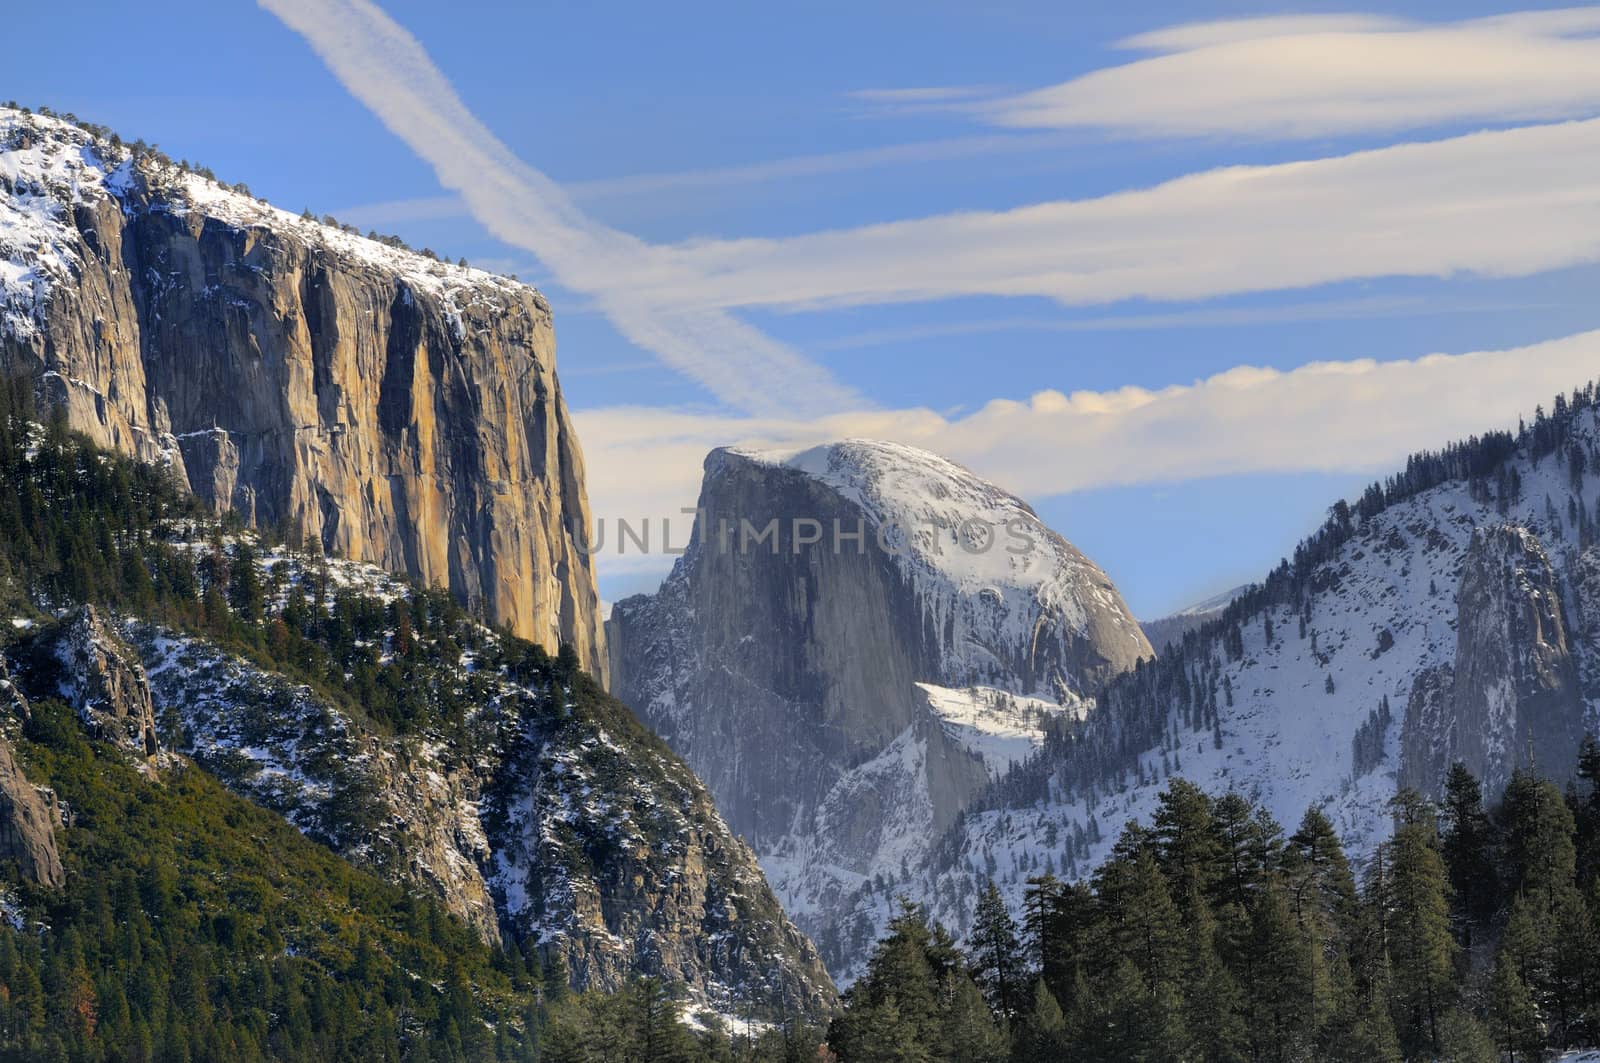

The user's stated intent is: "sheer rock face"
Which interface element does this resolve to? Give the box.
[0,109,604,679]
[118,600,835,1019]
[0,738,63,889]
[1399,526,1585,797]
[610,449,931,847]
[609,441,1149,975]
[0,666,63,889]
[54,606,159,759]
[1399,664,1455,795]
[1446,524,1584,795]
[610,443,1150,848]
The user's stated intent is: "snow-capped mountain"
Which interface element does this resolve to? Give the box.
[1141,584,1249,651]
[840,383,1600,983]
[607,439,1151,977]
[1,105,606,676]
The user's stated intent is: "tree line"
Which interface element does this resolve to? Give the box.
[974,375,1600,859]
[829,744,1600,1062]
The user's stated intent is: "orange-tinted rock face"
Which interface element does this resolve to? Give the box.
[1,109,605,680]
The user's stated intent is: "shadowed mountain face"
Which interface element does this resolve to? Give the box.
[858,388,1600,989]
[608,439,1151,976]
[1,107,840,1017]
[1,107,605,679]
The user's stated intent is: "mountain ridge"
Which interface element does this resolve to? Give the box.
[1,104,606,678]
[864,378,1600,982]
[609,437,1152,978]
[0,371,836,1020]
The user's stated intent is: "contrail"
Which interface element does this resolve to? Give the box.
[258,0,861,419]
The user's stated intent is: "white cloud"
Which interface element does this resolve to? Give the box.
[848,86,998,104]
[257,0,857,419]
[630,119,1600,311]
[986,8,1600,138]
[264,0,1600,394]
[576,329,1600,585]
[808,293,1556,351]
[332,129,1064,226]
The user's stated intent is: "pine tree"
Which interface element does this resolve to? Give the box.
[1575,734,1600,889]
[1067,958,1183,1063]
[1489,948,1541,1063]
[1386,808,1457,1056]
[1153,779,1221,912]
[1013,980,1068,1063]
[1210,793,1280,910]
[1179,886,1247,1063]
[941,976,1007,1063]
[829,903,958,1062]
[1095,838,1183,992]
[629,977,697,1063]
[1436,1009,1500,1063]
[1284,806,1359,1040]
[1500,771,1577,911]
[968,881,1024,1021]
[1548,883,1598,1047]
[1243,881,1314,1061]
[1021,873,1061,972]
[1440,763,1499,946]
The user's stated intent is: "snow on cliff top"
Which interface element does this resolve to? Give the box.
[1,106,536,340]
[726,438,1143,646]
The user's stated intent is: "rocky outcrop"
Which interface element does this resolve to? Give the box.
[109,544,834,1019]
[54,606,158,758]
[0,108,605,679]
[0,736,63,889]
[1395,525,1585,799]
[1399,664,1455,794]
[1568,544,1600,704]
[1446,523,1585,795]
[610,442,1149,847]
[0,667,63,889]
[609,440,1149,977]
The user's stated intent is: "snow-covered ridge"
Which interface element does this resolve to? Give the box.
[723,439,1151,696]
[733,439,1095,600]
[616,438,1156,980]
[916,681,1084,776]
[1141,584,1250,652]
[832,399,1600,982]
[1,106,536,341]
[1,111,127,340]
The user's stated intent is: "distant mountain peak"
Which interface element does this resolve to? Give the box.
[610,438,1151,979]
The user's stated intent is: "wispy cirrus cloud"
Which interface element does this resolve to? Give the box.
[626,119,1600,311]
[332,128,1065,228]
[257,0,858,419]
[845,85,1005,117]
[983,8,1600,138]
[808,293,1564,352]
[269,0,1600,401]
[848,86,999,104]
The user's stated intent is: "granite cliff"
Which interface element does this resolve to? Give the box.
[0,106,604,678]
[608,439,1151,975]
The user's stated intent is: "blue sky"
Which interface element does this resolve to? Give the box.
[11,1,1600,615]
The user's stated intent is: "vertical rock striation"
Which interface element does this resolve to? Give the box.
[609,440,1150,975]
[1447,523,1584,794]
[0,737,63,890]
[1399,523,1585,797]
[0,108,605,678]
[53,605,159,759]
[0,663,63,890]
